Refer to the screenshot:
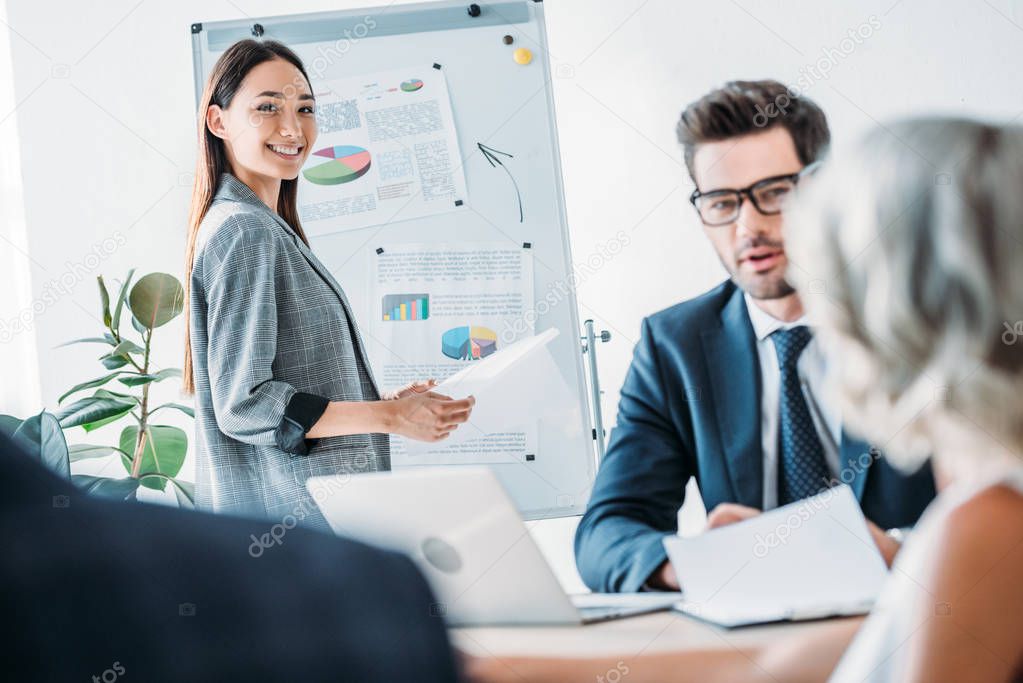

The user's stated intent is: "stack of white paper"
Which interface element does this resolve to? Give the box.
[405,328,569,451]
[663,485,888,628]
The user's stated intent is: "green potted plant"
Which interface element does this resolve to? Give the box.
[2,270,195,506]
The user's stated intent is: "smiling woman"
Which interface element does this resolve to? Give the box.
[181,40,473,526]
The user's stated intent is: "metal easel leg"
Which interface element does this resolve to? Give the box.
[581,319,611,468]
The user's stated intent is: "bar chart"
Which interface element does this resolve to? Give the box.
[382,293,430,321]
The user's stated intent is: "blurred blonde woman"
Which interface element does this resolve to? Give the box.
[466,118,1023,682]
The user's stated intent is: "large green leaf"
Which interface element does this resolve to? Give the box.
[93,388,139,403]
[98,275,112,328]
[58,371,125,404]
[81,412,134,432]
[101,354,131,370]
[78,389,138,431]
[69,443,130,462]
[56,396,135,430]
[170,479,195,509]
[119,424,187,491]
[12,411,70,479]
[0,414,23,438]
[72,475,139,501]
[148,402,195,419]
[109,339,145,357]
[118,368,182,387]
[137,474,195,508]
[111,269,136,336]
[129,273,184,330]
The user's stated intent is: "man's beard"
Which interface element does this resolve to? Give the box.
[725,235,795,300]
[737,273,795,300]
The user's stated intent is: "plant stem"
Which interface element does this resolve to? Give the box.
[130,327,153,479]
[110,325,146,374]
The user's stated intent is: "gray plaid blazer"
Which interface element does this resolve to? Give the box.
[189,173,389,528]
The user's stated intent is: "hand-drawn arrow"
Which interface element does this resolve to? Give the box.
[477,142,523,223]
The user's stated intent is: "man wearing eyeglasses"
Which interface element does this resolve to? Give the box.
[574,80,936,593]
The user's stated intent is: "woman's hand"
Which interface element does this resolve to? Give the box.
[382,378,439,400]
[864,519,901,568]
[385,391,475,442]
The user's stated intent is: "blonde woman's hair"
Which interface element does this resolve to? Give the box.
[785,117,1023,469]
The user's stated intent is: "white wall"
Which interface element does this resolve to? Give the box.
[0,0,41,416]
[3,0,1022,591]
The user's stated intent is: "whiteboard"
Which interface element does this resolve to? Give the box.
[191,0,595,519]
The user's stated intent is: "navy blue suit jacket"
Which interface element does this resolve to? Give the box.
[0,432,458,682]
[575,280,936,593]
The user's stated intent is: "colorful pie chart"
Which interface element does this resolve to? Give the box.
[302,145,372,185]
[400,78,424,92]
[442,325,498,361]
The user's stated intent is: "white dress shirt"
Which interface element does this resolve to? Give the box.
[744,293,842,510]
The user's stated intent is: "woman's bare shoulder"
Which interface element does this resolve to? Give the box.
[943,481,1023,551]
[905,481,1023,682]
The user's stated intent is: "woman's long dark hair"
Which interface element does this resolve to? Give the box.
[183,39,314,395]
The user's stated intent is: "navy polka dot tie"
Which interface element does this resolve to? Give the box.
[772,326,831,505]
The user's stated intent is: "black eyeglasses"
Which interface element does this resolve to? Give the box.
[689,161,821,227]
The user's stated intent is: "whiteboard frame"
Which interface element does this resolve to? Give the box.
[190,0,597,520]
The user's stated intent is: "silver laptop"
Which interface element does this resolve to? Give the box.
[307,466,681,626]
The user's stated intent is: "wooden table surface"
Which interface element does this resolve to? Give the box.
[452,609,862,659]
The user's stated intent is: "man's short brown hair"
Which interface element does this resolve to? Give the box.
[676,80,830,185]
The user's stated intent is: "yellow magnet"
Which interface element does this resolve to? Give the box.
[513,47,532,65]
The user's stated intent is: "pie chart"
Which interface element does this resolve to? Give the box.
[442,325,498,361]
[400,78,424,92]
[302,145,372,185]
